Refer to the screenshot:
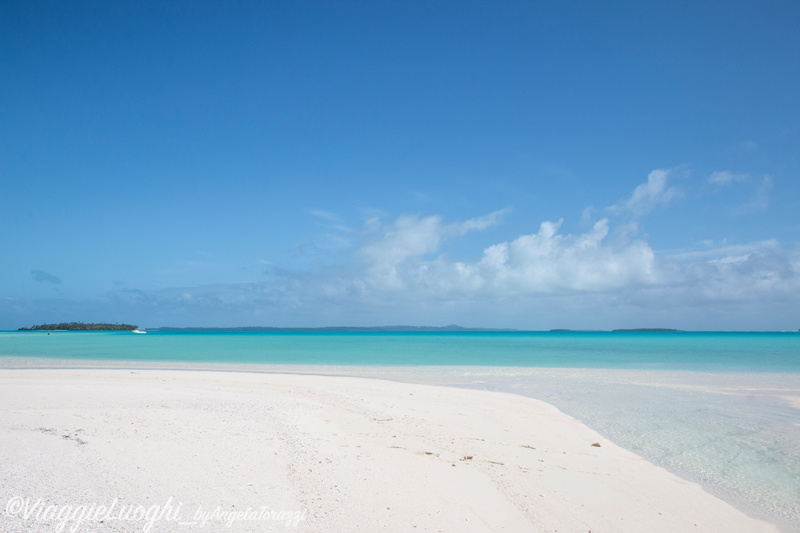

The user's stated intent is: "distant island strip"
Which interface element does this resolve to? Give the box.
[17,322,685,332]
[147,325,519,332]
[17,322,687,332]
[610,328,683,332]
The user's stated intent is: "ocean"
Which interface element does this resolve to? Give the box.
[1,330,798,530]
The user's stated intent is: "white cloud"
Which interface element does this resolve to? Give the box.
[579,206,594,226]
[664,239,780,263]
[338,172,794,317]
[459,208,511,233]
[357,214,446,289]
[355,210,508,289]
[352,213,660,298]
[732,175,773,215]
[705,171,774,215]
[458,218,658,293]
[307,209,342,222]
[609,169,681,216]
[96,210,798,330]
[682,244,799,304]
[307,208,354,234]
[708,171,748,186]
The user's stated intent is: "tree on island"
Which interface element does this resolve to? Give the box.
[18,322,138,331]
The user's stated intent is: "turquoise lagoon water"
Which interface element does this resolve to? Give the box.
[1,330,799,371]
[1,330,799,530]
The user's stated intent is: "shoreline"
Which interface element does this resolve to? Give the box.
[0,366,786,532]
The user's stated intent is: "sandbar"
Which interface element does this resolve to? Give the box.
[0,369,779,532]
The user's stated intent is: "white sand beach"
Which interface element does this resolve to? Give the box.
[0,369,779,532]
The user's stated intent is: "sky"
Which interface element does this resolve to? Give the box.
[1,1,799,330]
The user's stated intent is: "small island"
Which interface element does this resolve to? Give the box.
[18,322,138,331]
[611,328,683,332]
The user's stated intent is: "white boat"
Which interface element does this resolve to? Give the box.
[132,328,147,334]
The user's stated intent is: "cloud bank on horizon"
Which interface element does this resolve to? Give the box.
[7,169,796,331]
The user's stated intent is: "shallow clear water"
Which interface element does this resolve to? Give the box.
[424,367,800,530]
[2,330,799,530]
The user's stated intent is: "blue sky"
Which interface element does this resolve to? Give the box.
[2,1,799,330]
